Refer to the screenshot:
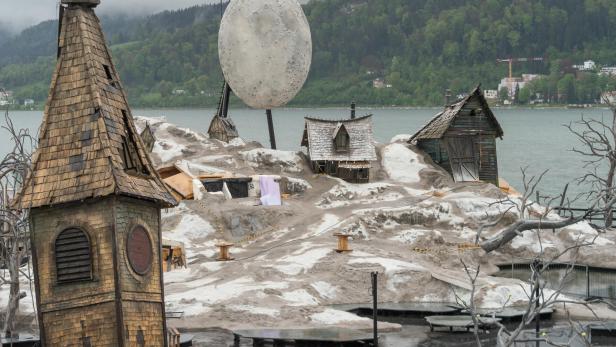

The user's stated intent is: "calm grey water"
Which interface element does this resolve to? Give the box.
[2,107,611,198]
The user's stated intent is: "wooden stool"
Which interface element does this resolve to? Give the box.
[216,242,235,261]
[334,233,353,253]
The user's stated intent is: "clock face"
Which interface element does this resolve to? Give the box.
[126,226,153,275]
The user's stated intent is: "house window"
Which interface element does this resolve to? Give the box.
[55,228,92,284]
[333,125,350,152]
[121,110,149,175]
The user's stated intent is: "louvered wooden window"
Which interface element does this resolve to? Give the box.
[55,228,92,284]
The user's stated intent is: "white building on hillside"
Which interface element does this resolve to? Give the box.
[483,89,498,100]
[497,74,541,99]
[600,67,616,76]
[573,60,597,71]
[0,90,13,106]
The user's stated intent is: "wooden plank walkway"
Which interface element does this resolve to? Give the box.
[232,328,374,347]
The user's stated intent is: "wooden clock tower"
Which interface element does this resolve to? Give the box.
[14,0,178,345]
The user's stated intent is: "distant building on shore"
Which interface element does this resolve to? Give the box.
[0,90,13,106]
[600,67,616,76]
[573,60,597,71]
[301,112,377,183]
[498,74,541,99]
[23,99,34,106]
[483,89,498,100]
[373,78,392,89]
[409,87,504,186]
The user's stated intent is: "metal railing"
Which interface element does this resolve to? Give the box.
[498,262,616,300]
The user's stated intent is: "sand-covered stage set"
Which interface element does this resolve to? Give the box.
[2,114,616,335]
[140,117,616,331]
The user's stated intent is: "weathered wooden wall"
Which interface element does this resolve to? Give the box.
[115,197,166,346]
[418,96,499,186]
[30,197,166,346]
[446,100,499,185]
[417,139,452,175]
[310,160,370,183]
[31,198,119,346]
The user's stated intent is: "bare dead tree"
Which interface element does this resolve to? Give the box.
[565,99,616,228]
[452,259,490,347]
[0,90,36,338]
[461,169,612,346]
[493,237,600,347]
[478,168,614,253]
[459,232,602,346]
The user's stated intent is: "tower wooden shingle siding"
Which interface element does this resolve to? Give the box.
[15,1,178,346]
[301,115,376,183]
[409,87,504,186]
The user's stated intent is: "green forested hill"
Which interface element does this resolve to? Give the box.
[2,0,616,107]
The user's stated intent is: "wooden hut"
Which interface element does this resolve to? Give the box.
[208,81,239,142]
[14,0,178,345]
[140,122,155,153]
[301,115,377,183]
[409,87,504,185]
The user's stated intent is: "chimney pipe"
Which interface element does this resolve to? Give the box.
[350,102,356,119]
[445,89,452,106]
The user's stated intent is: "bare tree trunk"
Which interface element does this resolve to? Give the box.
[0,111,36,339]
[3,244,21,338]
[606,108,616,228]
[481,217,581,253]
[605,160,615,228]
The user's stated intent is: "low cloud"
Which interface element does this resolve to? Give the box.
[0,0,217,33]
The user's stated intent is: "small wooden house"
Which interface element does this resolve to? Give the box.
[301,115,377,183]
[208,81,239,142]
[409,87,504,185]
[140,122,155,153]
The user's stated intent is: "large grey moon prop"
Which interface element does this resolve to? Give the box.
[218,0,312,109]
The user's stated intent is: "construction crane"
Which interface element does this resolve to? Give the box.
[497,57,544,79]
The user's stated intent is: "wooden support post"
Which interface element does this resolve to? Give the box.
[266,109,277,150]
[216,242,235,261]
[222,83,231,118]
[586,265,590,299]
[558,183,569,217]
[350,102,356,119]
[371,271,379,347]
[334,233,352,253]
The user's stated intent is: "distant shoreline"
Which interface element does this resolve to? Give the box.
[6,104,613,112]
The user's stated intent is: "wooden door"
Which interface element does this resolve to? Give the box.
[446,137,479,182]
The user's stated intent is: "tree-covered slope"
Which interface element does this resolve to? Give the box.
[2,0,616,107]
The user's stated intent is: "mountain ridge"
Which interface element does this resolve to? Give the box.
[2,0,616,107]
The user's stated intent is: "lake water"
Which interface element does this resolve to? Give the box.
[2,107,610,198]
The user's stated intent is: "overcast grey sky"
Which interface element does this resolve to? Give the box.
[0,0,219,33]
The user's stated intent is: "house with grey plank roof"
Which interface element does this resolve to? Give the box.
[409,87,504,186]
[301,115,377,183]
